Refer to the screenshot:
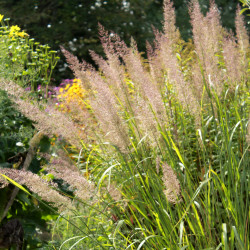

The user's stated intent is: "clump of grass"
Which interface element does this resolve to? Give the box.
[0,0,249,249]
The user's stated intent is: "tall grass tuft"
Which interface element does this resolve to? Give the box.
[0,0,249,249]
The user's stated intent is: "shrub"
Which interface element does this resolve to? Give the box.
[0,15,59,91]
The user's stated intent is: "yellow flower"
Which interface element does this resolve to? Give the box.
[9,25,21,37]
[17,31,28,38]
[0,14,4,22]
[10,25,21,33]
[56,78,88,114]
[73,78,81,84]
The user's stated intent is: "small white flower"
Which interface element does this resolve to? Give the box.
[16,142,24,147]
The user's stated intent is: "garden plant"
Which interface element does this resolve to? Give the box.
[0,15,60,248]
[0,0,249,249]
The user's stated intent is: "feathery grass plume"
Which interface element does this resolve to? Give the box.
[191,63,205,101]
[161,163,180,203]
[235,5,249,74]
[107,184,122,202]
[0,168,71,210]
[100,28,170,141]
[163,0,181,47]
[152,1,200,122]
[188,0,207,99]
[119,38,168,134]
[45,155,96,201]
[156,155,161,174]
[146,41,165,91]
[189,0,224,95]
[116,41,163,144]
[89,30,132,122]
[65,28,165,146]
[60,46,94,91]
[0,80,82,148]
[154,31,200,121]
[205,1,223,54]
[90,88,130,152]
[0,175,8,188]
[87,67,130,151]
[223,35,244,85]
[96,25,129,102]
[247,118,250,144]
[124,39,166,117]
[89,50,129,109]
[61,49,130,151]
[133,96,161,142]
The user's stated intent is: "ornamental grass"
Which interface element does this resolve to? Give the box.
[0,0,249,249]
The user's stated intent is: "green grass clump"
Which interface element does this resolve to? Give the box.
[49,1,249,249]
[0,1,249,249]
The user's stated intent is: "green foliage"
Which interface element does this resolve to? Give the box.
[239,0,250,15]
[0,90,58,249]
[0,16,59,90]
[52,84,249,249]
[0,14,59,249]
[0,89,32,164]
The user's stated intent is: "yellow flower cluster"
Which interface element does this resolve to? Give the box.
[0,14,28,38]
[58,79,87,112]
[9,25,28,38]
